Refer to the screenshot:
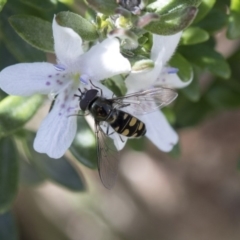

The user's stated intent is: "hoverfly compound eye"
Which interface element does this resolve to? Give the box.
[80,89,99,111]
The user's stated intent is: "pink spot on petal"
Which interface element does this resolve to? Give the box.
[56,80,63,85]
[48,75,52,78]
[61,104,65,108]
[46,81,51,86]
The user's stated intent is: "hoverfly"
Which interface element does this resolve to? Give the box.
[74,81,177,189]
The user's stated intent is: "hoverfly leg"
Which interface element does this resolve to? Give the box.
[89,80,103,96]
[119,135,125,143]
[106,124,115,136]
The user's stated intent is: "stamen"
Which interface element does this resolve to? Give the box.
[165,67,179,74]
[54,64,66,71]
[80,74,90,85]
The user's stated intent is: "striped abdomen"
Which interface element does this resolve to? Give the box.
[110,110,146,137]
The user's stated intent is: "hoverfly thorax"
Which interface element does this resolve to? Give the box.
[90,98,114,121]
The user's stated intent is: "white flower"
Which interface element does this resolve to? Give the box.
[0,16,131,158]
[124,32,192,152]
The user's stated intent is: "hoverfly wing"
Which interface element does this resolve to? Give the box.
[112,87,178,115]
[95,122,119,189]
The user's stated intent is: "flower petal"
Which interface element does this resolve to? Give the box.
[151,32,182,65]
[157,71,193,89]
[34,83,79,158]
[100,123,127,151]
[53,16,84,69]
[0,63,71,96]
[125,32,182,93]
[139,110,178,152]
[125,48,165,92]
[77,38,131,81]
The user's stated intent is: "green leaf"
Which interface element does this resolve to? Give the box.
[103,75,127,96]
[169,53,193,82]
[102,78,124,97]
[147,0,201,14]
[228,48,240,79]
[0,0,7,12]
[230,0,240,12]
[161,107,176,125]
[174,94,213,127]
[70,117,97,169]
[0,17,46,62]
[169,142,181,158]
[56,11,98,41]
[9,15,54,53]
[227,11,240,39]
[206,79,240,109]
[0,42,17,71]
[127,137,146,152]
[193,0,216,23]
[85,0,118,15]
[179,44,231,79]
[197,8,227,33]
[0,95,43,138]
[25,131,85,191]
[0,138,18,213]
[181,27,209,45]
[180,65,201,102]
[144,6,198,35]
[20,0,57,11]
[19,157,45,186]
[0,211,19,240]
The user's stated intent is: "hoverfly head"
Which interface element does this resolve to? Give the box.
[80,89,99,111]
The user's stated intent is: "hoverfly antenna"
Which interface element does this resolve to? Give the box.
[89,79,103,96]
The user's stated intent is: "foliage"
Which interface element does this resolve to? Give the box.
[0,0,239,237]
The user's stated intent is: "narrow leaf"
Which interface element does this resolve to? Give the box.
[0,138,18,213]
[9,15,54,53]
[85,0,118,15]
[0,42,17,71]
[0,95,43,138]
[206,80,240,109]
[193,0,216,23]
[227,11,240,39]
[169,53,193,82]
[174,94,213,127]
[70,117,98,169]
[56,11,98,41]
[180,66,201,102]
[181,27,209,45]
[197,8,227,33]
[1,17,46,62]
[144,6,198,35]
[25,131,85,191]
[179,44,231,79]
[19,157,45,186]
[20,0,57,10]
